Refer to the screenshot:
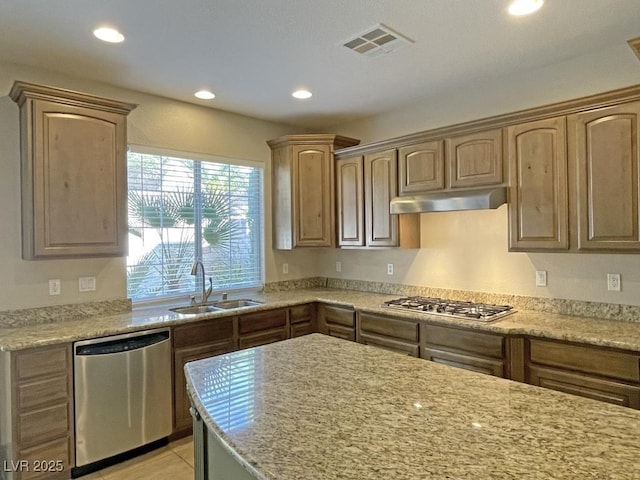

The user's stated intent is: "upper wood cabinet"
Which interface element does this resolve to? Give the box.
[398,141,445,195]
[9,82,136,259]
[447,128,504,188]
[365,149,399,247]
[507,117,569,251]
[336,156,365,246]
[337,152,420,248]
[568,101,640,251]
[268,134,359,249]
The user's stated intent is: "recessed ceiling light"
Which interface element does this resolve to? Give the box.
[194,90,215,100]
[292,90,312,100]
[508,0,544,16]
[93,27,125,43]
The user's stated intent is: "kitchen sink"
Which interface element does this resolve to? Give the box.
[210,299,263,309]
[169,299,262,315]
[169,304,222,315]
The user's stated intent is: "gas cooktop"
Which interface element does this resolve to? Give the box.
[382,296,515,322]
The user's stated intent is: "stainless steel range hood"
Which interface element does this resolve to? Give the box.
[390,187,507,214]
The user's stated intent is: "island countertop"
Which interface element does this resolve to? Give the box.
[185,333,640,480]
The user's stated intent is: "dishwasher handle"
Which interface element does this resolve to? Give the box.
[75,330,170,356]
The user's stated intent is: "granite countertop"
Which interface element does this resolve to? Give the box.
[185,334,640,480]
[2,287,640,351]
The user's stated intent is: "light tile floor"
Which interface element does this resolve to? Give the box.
[80,437,194,480]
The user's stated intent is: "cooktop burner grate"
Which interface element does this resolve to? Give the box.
[382,296,515,322]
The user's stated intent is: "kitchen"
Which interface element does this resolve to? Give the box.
[2,0,640,479]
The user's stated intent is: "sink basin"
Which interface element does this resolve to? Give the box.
[210,299,263,309]
[169,304,222,315]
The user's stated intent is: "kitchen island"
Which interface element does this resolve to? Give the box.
[185,333,640,479]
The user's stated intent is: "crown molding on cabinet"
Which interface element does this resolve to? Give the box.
[9,81,137,115]
[335,83,640,157]
[629,36,640,62]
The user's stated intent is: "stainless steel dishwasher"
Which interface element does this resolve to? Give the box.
[73,327,172,469]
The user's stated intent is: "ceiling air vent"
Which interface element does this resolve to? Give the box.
[629,36,640,63]
[343,23,414,57]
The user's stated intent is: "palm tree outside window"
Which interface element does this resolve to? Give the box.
[126,147,263,302]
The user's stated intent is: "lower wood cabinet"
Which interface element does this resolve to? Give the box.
[317,304,356,341]
[357,312,419,356]
[238,309,288,349]
[289,304,316,338]
[421,324,507,378]
[1,344,74,480]
[525,338,640,408]
[173,318,235,434]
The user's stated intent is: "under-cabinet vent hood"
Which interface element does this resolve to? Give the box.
[390,187,507,214]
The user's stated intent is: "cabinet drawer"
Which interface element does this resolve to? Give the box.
[422,324,504,358]
[423,347,505,377]
[17,375,69,412]
[238,309,287,335]
[291,322,313,338]
[290,304,314,324]
[325,324,356,342]
[319,305,355,327]
[239,328,288,349]
[173,317,234,348]
[359,313,419,342]
[19,436,72,480]
[528,365,640,409]
[15,345,69,381]
[528,339,640,382]
[360,333,419,357]
[18,404,70,446]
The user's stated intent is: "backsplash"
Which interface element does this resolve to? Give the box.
[325,278,640,323]
[2,277,638,328]
[0,298,132,328]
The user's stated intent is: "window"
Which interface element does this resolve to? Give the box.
[127,146,263,302]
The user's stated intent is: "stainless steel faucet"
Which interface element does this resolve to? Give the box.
[190,261,212,304]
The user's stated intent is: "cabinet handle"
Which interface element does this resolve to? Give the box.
[189,406,201,420]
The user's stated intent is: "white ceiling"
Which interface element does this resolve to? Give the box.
[1,0,640,129]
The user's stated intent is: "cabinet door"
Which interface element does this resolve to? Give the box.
[528,365,640,409]
[364,149,398,247]
[317,304,356,341]
[421,324,506,377]
[447,128,504,188]
[569,101,640,251]
[507,117,569,251]
[398,141,445,195]
[358,312,419,356]
[423,347,505,377]
[292,145,334,247]
[28,100,128,258]
[174,341,235,432]
[289,304,316,338]
[336,156,365,246]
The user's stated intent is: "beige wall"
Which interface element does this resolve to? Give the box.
[0,62,304,310]
[317,43,640,306]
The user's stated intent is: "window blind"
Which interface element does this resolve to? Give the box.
[127,148,263,301]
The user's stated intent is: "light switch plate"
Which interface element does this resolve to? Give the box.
[336,261,342,272]
[49,279,61,296]
[535,270,547,287]
[282,263,289,274]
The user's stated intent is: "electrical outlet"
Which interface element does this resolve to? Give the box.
[282,263,289,274]
[49,279,61,296]
[79,276,96,292]
[387,263,394,275]
[535,270,547,287]
[607,273,621,291]
[336,261,342,272]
